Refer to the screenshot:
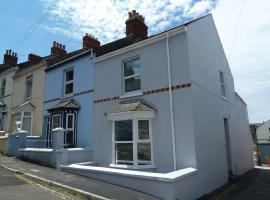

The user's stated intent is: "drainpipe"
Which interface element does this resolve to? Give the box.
[166,32,177,171]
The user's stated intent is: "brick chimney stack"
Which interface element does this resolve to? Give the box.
[83,33,100,49]
[125,10,148,39]
[51,41,67,56]
[3,50,18,66]
[28,53,42,63]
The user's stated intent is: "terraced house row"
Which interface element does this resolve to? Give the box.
[0,11,253,200]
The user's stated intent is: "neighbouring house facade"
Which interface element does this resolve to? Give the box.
[10,42,68,136]
[0,50,18,132]
[11,55,45,136]
[44,34,99,148]
[61,12,253,200]
[250,122,262,165]
[256,120,270,164]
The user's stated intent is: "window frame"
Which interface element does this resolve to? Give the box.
[25,75,33,99]
[51,114,62,130]
[0,78,6,97]
[13,111,33,135]
[111,119,154,169]
[219,71,226,97]
[122,57,142,95]
[65,113,75,145]
[63,68,74,96]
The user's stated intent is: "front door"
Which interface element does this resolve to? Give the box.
[65,113,75,147]
[224,118,233,178]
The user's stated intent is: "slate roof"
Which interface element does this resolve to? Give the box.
[45,48,90,71]
[105,100,156,115]
[0,64,13,73]
[47,100,80,112]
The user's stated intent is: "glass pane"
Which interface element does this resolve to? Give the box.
[66,70,73,82]
[138,143,151,163]
[65,83,73,94]
[65,130,74,145]
[22,117,31,133]
[52,115,61,129]
[115,120,132,141]
[124,59,140,77]
[124,76,141,93]
[24,112,31,117]
[26,80,32,98]
[138,120,149,140]
[115,143,133,162]
[67,115,73,129]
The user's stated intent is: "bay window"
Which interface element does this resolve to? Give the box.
[13,111,32,134]
[113,119,153,168]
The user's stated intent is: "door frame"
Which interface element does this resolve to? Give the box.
[65,113,75,145]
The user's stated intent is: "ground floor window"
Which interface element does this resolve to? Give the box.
[13,111,32,134]
[113,119,153,167]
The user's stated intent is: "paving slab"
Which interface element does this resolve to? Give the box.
[0,154,160,200]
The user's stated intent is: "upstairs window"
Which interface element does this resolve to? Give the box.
[25,75,33,99]
[219,71,226,97]
[64,69,74,95]
[1,79,6,97]
[123,58,141,94]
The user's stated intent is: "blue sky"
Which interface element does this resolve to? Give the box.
[0,0,269,123]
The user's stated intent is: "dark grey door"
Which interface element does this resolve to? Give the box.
[224,118,233,177]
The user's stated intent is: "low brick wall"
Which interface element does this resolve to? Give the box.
[0,136,8,153]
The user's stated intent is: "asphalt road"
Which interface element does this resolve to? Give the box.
[0,167,81,200]
[228,168,270,200]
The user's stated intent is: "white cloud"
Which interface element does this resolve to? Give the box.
[185,0,215,18]
[212,0,270,122]
[41,0,215,43]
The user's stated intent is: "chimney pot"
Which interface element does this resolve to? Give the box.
[3,49,18,65]
[28,53,42,63]
[51,41,67,56]
[83,33,100,49]
[125,10,148,39]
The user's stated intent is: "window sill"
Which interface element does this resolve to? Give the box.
[119,91,143,99]
[109,163,156,170]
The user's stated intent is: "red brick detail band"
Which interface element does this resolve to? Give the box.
[94,96,120,103]
[94,83,191,104]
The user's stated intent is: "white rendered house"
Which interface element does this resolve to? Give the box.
[61,12,253,200]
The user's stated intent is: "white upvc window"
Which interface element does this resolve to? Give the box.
[25,75,33,99]
[1,79,6,97]
[13,111,32,134]
[52,114,62,129]
[123,58,141,94]
[219,71,226,97]
[112,119,153,168]
[64,68,74,96]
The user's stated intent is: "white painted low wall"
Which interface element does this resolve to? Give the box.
[19,148,93,168]
[61,164,199,200]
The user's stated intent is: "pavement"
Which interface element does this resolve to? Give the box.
[0,154,159,200]
[200,167,270,200]
[0,167,81,200]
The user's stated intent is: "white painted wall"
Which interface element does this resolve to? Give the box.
[256,120,270,143]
